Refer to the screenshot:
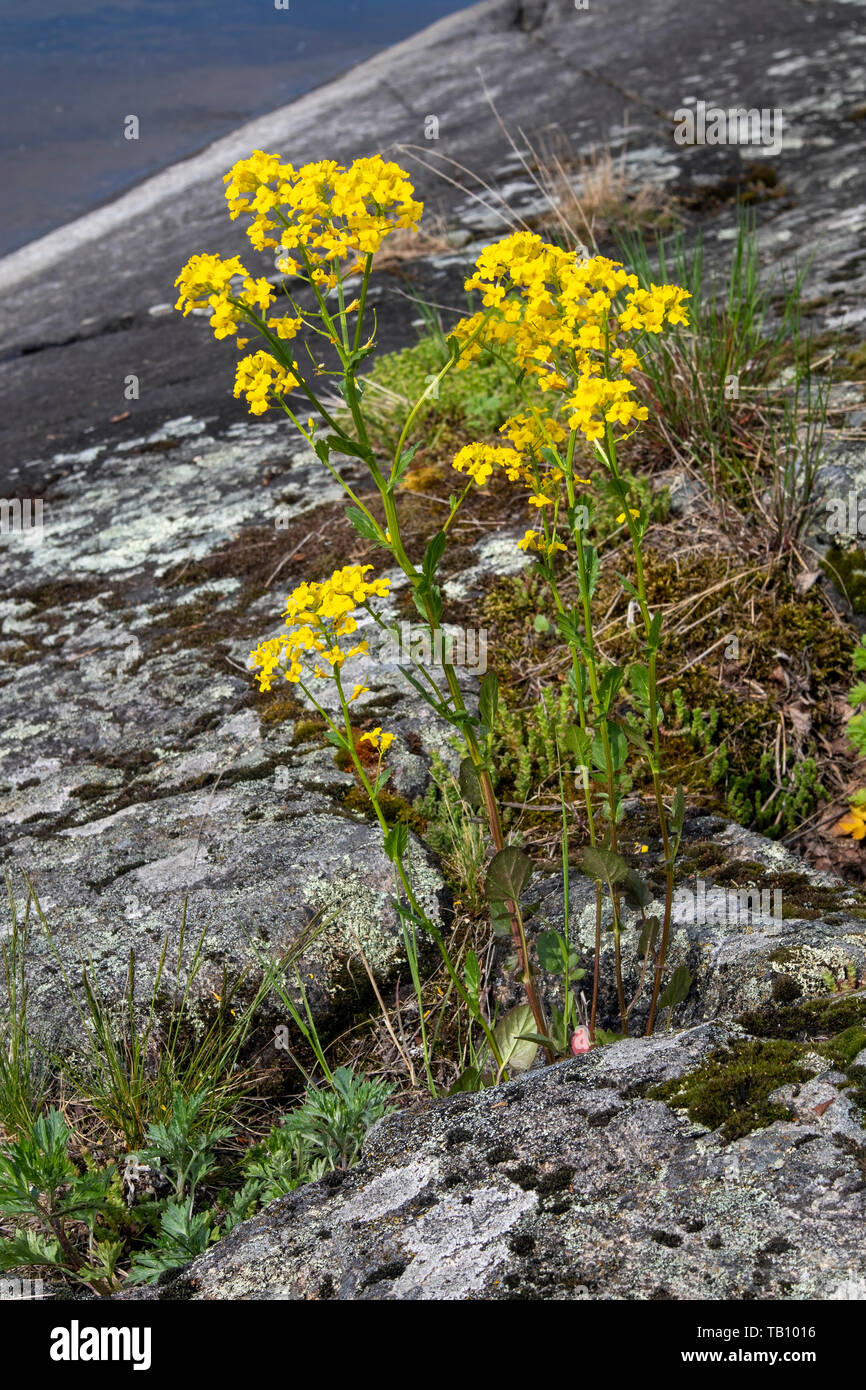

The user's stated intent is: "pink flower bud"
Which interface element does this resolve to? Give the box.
[570,1026,591,1055]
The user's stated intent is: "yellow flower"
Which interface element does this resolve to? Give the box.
[834,805,866,840]
[360,727,394,752]
[452,443,521,487]
[249,564,389,691]
[349,683,369,703]
[616,508,642,524]
[233,352,298,415]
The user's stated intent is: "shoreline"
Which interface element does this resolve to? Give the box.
[0,0,504,297]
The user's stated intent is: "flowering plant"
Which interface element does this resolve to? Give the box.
[177,151,693,1084]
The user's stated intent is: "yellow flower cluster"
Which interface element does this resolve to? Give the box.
[451,443,522,487]
[233,351,298,415]
[223,151,422,287]
[249,565,390,690]
[451,231,689,444]
[174,252,275,341]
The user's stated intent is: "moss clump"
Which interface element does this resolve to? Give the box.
[343,786,427,835]
[362,336,528,438]
[820,1026,866,1070]
[650,1039,809,1141]
[292,718,327,745]
[738,992,866,1042]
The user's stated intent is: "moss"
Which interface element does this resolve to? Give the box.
[361,336,528,438]
[342,786,427,835]
[292,718,327,745]
[819,1026,866,1070]
[650,1039,809,1141]
[738,992,866,1041]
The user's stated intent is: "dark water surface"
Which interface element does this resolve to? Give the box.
[0,0,473,256]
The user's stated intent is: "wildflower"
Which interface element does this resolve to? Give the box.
[451,443,520,487]
[570,1027,591,1055]
[360,727,394,753]
[834,804,866,841]
[616,509,642,524]
[249,564,389,690]
[233,352,298,415]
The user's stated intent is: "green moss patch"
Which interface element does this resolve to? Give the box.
[649,1038,810,1141]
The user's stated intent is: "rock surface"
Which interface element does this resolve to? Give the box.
[123,1023,866,1301]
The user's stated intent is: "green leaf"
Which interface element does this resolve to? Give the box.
[516,1031,560,1051]
[489,901,514,938]
[598,666,624,715]
[485,847,533,904]
[536,930,566,974]
[622,719,651,755]
[581,845,629,886]
[564,724,592,765]
[629,662,650,709]
[458,757,484,809]
[383,823,408,864]
[592,723,627,772]
[392,442,420,485]
[615,571,641,603]
[533,614,552,633]
[448,1066,483,1094]
[345,506,381,543]
[583,545,601,599]
[623,868,653,910]
[422,529,448,580]
[493,1005,538,1074]
[593,1028,626,1045]
[638,915,660,957]
[464,949,481,1001]
[647,611,663,650]
[326,434,370,461]
[671,785,686,838]
[479,671,499,732]
[658,965,692,1012]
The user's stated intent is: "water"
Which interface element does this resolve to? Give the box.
[0,0,473,257]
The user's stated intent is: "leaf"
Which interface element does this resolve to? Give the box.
[448,1067,483,1095]
[638,915,660,957]
[564,724,592,765]
[536,929,566,974]
[392,442,420,486]
[345,506,381,543]
[623,867,652,909]
[533,614,551,633]
[647,611,663,650]
[581,845,629,886]
[597,666,624,715]
[464,949,481,1001]
[383,823,408,864]
[629,662,650,710]
[583,545,601,599]
[493,1005,538,1074]
[658,965,692,1012]
[485,847,533,904]
[422,529,448,580]
[516,1032,560,1051]
[326,434,370,461]
[479,671,499,732]
[622,719,651,755]
[458,757,484,809]
[489,901,514,938]
[671,785,686,838]
[592,723,627,772]
[593,1028,627,1045]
